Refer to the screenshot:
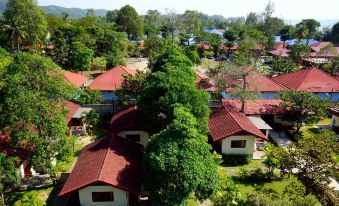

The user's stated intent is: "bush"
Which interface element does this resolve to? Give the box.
[236,167,268,183]
[222,154,251,166]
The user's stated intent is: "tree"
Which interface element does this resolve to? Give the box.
[223,29,237,57]
[245,12,260,27]
[115,71,148,105]
[106,9,119,23]
[144,10,161,36]
[297,19,321,43]
[2,0,47,51]
[0,154,19,206]
[263,143,283,177]
[181,10,202,35]
[331,22,339,44]
[116,5,144,40]
[143,106,218,206]
[289,41,311,64]
[70,41,94,71]
[91,56,107,72]
[323,56,339,76]
[277,90,330,133]
[212,173,241,206]
[209,54,257,113]
[75,88,103,105]
[271,56,298,74]
[139,45,209,134]
[279,134,339,205]
[86,9,96,17]
[280,25,293,47]
[152,44,193,72]
[144,35,166,67]
[81,110,100,135]
[0,52,76,186]
[183,45,201,65]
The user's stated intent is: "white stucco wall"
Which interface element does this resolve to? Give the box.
[221,135,256,155]
[19,160,37,178]
[117,131,149,147]
[79,185,129,206]
[332,115,339,127]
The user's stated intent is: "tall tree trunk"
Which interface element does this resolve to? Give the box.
[240,75,247,114]
[227,46,231,58]
[1,191,5,206]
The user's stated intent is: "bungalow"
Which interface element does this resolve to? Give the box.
[271,67,339,101]
[59,105,146,205]
[89,65,137,102]
[63,71,89,89]
[209,107,268,158]
[59,135,143,206]
[223,70,284,99]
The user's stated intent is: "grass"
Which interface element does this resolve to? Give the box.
[220,160,263,176]
[60,141,84,172]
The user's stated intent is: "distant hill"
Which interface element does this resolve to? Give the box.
[0,0,107,18]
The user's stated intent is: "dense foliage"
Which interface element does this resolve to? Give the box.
[143,106,218,206]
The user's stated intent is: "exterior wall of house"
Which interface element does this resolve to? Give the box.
[314,92,339,102]
[332,115,339,127]
[220,135,256,156]
[117,131,149,147]
[79,185,129,206]
[102,91,116,101]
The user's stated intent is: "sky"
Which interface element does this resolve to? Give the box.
[38,0,339,20]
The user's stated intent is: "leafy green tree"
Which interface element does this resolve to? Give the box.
[2,0,47,51]
[106,9,119,23]
[209,54,257,113]
[331,22,339,44]
[323,56,339,76]
[106,49,126,68]
[289,41,311,64]
[144,35,166,67]
[81,110,100,135]
[297,19,321,43]
[183,45,201,65]
[223,29,237,57]
[91,56,107,72]
[181,10,202,35]
[263,143,283,177]
[115,71,148,105]
[271,56,298,74]
[75,88,103,105]
[116,5,144,40]
[277,90,330,133]
[86,9,96,17]
[280,25,294,47]
[212,172,241,206]
[279,134,339,206]
[70,41,94,71]
[0,52,76,185]
[152,44,193,72]
[143,106,218,206]
[0,154,19,206]
[144,10,161,36]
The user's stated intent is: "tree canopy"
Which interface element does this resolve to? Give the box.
[116,5,144,40]
[143,106,218,206]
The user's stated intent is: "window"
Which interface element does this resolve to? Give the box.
[231,140,246,148]
[92,192,114,202]
[126,134,141,142]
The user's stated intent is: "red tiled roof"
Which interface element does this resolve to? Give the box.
[268,48,289,57]
[89,65,137,91]
[63,71,89,88]
[195,70,208,83]
[310,42,332,53]
[209,107,267,142]
[194,70,217,92]
[225,70,284,92]
[63,100,81,123]
[59,135,143,196]
[272,68,339,92]
[222,99,282,115]
[110,105,148,134]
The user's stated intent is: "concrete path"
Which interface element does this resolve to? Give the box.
[269,130,293,147]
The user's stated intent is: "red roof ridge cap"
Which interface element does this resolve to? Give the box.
[98,136,115,181]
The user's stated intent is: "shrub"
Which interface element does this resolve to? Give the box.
[222,154,251,166]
